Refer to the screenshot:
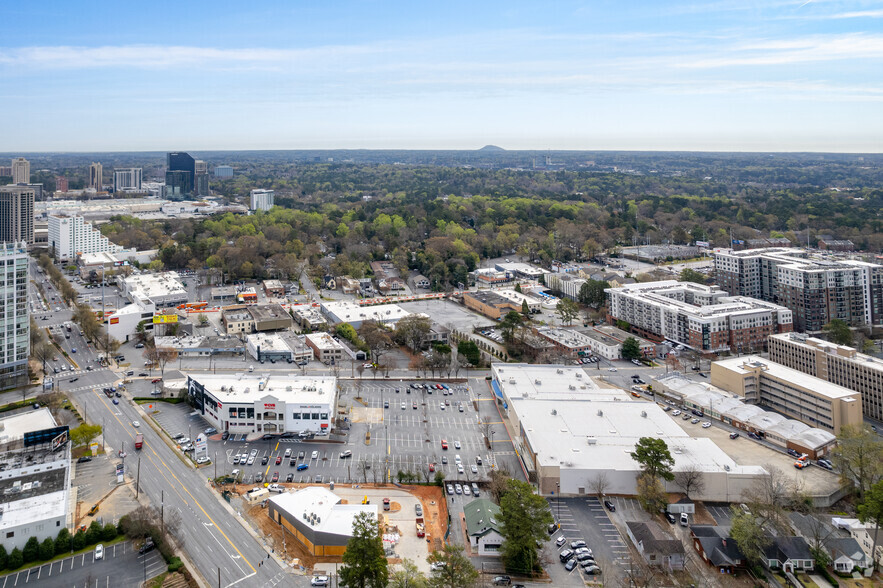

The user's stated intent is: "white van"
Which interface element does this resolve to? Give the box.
[249,365,255,372]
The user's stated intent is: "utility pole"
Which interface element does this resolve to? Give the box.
[136,456,141,498]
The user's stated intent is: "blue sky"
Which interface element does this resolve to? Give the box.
[3,0,883,152]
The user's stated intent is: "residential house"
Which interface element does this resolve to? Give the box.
[626,521,685,571]
[464,498,504,556]
[832,517,883,569]
[690,526,746,574]
[764,536,814,573]
[412,274,430,289]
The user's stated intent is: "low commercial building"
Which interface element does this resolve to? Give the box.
[267,487,377,556]
[248,303,293,332]
[653,373,837,458]
[494,261,548,280]
[222,305,255,334]
[593,325,656,357]
[535,328,594,358]
[580,329,623,360]
[186,373,337,435]
[211,286,238,304]
[462,291,521,320]
[153,335,244,357]
[491,364,767,502]
[292,305,328,331]
[495,289,542,313]
[320,300,410,329]
[263,280,285,298]
[711,357,863,435]
[471,268,511,286]
[0,409,71,551]
[246,333,313,364]
[305,332,349,364]
[769,332,883,421]
[464,498,504,556]
[121,272,188,308]
[606,281,793,353]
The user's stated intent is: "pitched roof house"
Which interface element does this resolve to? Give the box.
[690,526,746,573]
[626,521,685,571]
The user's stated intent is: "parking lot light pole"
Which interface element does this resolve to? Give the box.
[556,482,560,527]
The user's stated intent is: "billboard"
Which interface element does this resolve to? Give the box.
[110,317,119,324]
[195,434,207,454]
[695,240,710,248]
[153,314,178,324]
[24,425,70,448]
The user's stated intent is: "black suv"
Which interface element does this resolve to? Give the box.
[139,538,155,554]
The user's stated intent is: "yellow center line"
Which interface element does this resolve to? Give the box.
[92,390,255,573]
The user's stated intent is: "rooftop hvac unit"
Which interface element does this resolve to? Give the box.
[551,409,557,415]
[569,385,576,390]
[509,378,516,385]
[316,517,321,523]
[641,411,647,418]
[221,386,227,391]
[597,410,603,417]
[556,369,564,374]
[587,438,597,445]
[286,386,293,391]
[575,373,582,378]
[534,379,542,385]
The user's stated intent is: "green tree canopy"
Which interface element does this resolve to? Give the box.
[630,437,675,481]
[70,423,102,447]
[339,511,388,588]
[456,341,480,366]
[679,268,707,285]
[498,479,553,575]
[499,311,523,344]
[621,337,642,360]
[823,318,853,346]
[577,279,609,308]
[832,424,883,500]
[555,298,579,325]
[426,544,478,588]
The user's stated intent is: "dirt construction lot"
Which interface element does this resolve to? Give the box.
[241,483,447,575]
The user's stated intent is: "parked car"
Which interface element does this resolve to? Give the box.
[729,432,740,439]
[665,512,677,524]
[297,464,309,471]
[492,576,511,586]
[603,499,615,511]
[559,549,574,562]
[570,540,586,549]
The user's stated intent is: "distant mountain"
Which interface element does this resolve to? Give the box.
[477,145,505,151]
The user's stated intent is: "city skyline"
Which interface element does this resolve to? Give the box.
[2,0,883,152]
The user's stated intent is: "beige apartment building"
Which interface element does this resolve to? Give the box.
[769,332,883,421]
[711,357,863,434]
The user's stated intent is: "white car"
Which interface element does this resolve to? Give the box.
[454,441,461,449]
[311,576,329,587]
[311,450,319,459]
[132,421,140,428]
[672,410,681,416]
[457,464,465,474]
[196,456,210,464]
[94,544,104,560]
[702,422,712,428]
[455,454,462,464]
[471,465,478,474]
[608,367,617,372]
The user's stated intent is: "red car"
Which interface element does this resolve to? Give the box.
[275,456,282,465]
[151,378,161,383]
[441,440,448,450]
[429,463,435,472]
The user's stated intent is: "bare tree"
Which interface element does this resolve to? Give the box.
[742,464,792,532]
[590,471,610,499]
[359,460,369,484]
[674,464,706,499]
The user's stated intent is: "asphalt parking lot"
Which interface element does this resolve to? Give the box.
[547,496,632,585]
[146,378,523,489]
[0,541,164,588]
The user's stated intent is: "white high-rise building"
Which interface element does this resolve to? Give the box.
[113,168,143,192]
[11,157,29,184]
[48,214,122,261]
[0,242,29,390]
[250,189,275,211]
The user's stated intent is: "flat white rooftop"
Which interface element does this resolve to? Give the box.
[714,356,860,400]
[320,300,411,324]
[493,364,621,401]
[188,374,336,405]
[305,332,348,351]
[246,333,291,353]
[0,409,57,444]
[270,487,377,537]
[0,490,67,532]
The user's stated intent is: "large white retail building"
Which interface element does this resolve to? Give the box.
[490,363,766,502]
[186,373,338,436]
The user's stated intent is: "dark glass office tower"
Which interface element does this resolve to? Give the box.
[167,152,196,193]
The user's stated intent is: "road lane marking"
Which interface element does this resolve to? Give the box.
[91,391,256,575]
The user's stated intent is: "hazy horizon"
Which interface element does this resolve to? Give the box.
[4,0,883,153]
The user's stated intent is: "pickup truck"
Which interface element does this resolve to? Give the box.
[416,517,425,538]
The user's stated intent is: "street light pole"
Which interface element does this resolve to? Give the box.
[556,482,560,527]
